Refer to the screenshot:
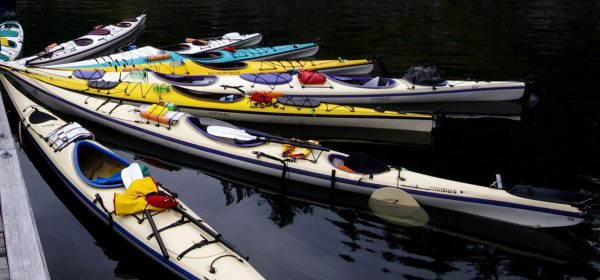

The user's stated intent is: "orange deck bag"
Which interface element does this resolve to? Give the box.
[114,177,166,215]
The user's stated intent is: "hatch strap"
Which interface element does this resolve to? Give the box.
[93,193,114,227]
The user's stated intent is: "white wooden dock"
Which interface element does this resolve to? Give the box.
[0,89,50,280]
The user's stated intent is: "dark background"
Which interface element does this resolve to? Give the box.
[2,0,600,279]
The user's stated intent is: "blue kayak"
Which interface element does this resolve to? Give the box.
[184,42,319,63]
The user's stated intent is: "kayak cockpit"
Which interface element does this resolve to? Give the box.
[185,51,224,60]
[153,72,218,86]
[28,110,57,124]
[327,75,397,89]
[328,152,390,174]
[172,85,244,102]
[186,116,266,147]
[73,141,128,188]
[159,44,191,52]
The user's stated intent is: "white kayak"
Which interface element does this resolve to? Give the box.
[161,32,263,55]
[0,74,265,280]
[0,19,24,61]
[1,68,591,228]
[17,14,146,66]
[143,68,526,104]
[35,55,525,104]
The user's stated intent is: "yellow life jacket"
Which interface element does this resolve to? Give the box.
[114,177,166,215]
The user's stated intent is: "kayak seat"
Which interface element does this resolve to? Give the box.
[88,29,111,36]
[241,73,293,85]
[91,170,122,185]
[88,80,120,89]
[73,69,105,80]
[74,38,94,46]
[328,153,389,174]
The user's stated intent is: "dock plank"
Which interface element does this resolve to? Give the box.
[0,88,50,280]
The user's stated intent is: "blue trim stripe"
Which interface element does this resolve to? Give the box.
[11,72,583,221]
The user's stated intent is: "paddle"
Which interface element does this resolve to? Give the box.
[368,187,429,227]
[207,125,256,141]
[206,125,330,151]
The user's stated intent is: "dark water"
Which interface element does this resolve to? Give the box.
[3,0,600,279]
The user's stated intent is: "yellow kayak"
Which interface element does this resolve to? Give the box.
[8,66,437,133]
[41,46,375,75]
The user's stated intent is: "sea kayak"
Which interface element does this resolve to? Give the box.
[186,42,319,63]
[0,74,265,280]
[17,14,146,66]
[131,65,523,104]
[38,46,374,75]
[10,66,437,133]
[1,68,591,228]
[161,32,263,55]
[0,19,23,61]
[34,56,525,103]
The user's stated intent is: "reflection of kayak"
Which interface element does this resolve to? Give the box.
[12,66,437,133]
[3,69,592,228]
[187,43,320,63]
[161,32,263,55]
[0,20,24,61]
[39,46,374,75]
[0,75,265,280]
[17,14,146,66]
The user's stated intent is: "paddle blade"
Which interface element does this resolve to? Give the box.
[368,187,429,227]
[206,125,257,142]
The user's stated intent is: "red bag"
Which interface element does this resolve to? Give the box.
[298,70,326,84]
[145,191,178,208]
[250,91,282,103]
